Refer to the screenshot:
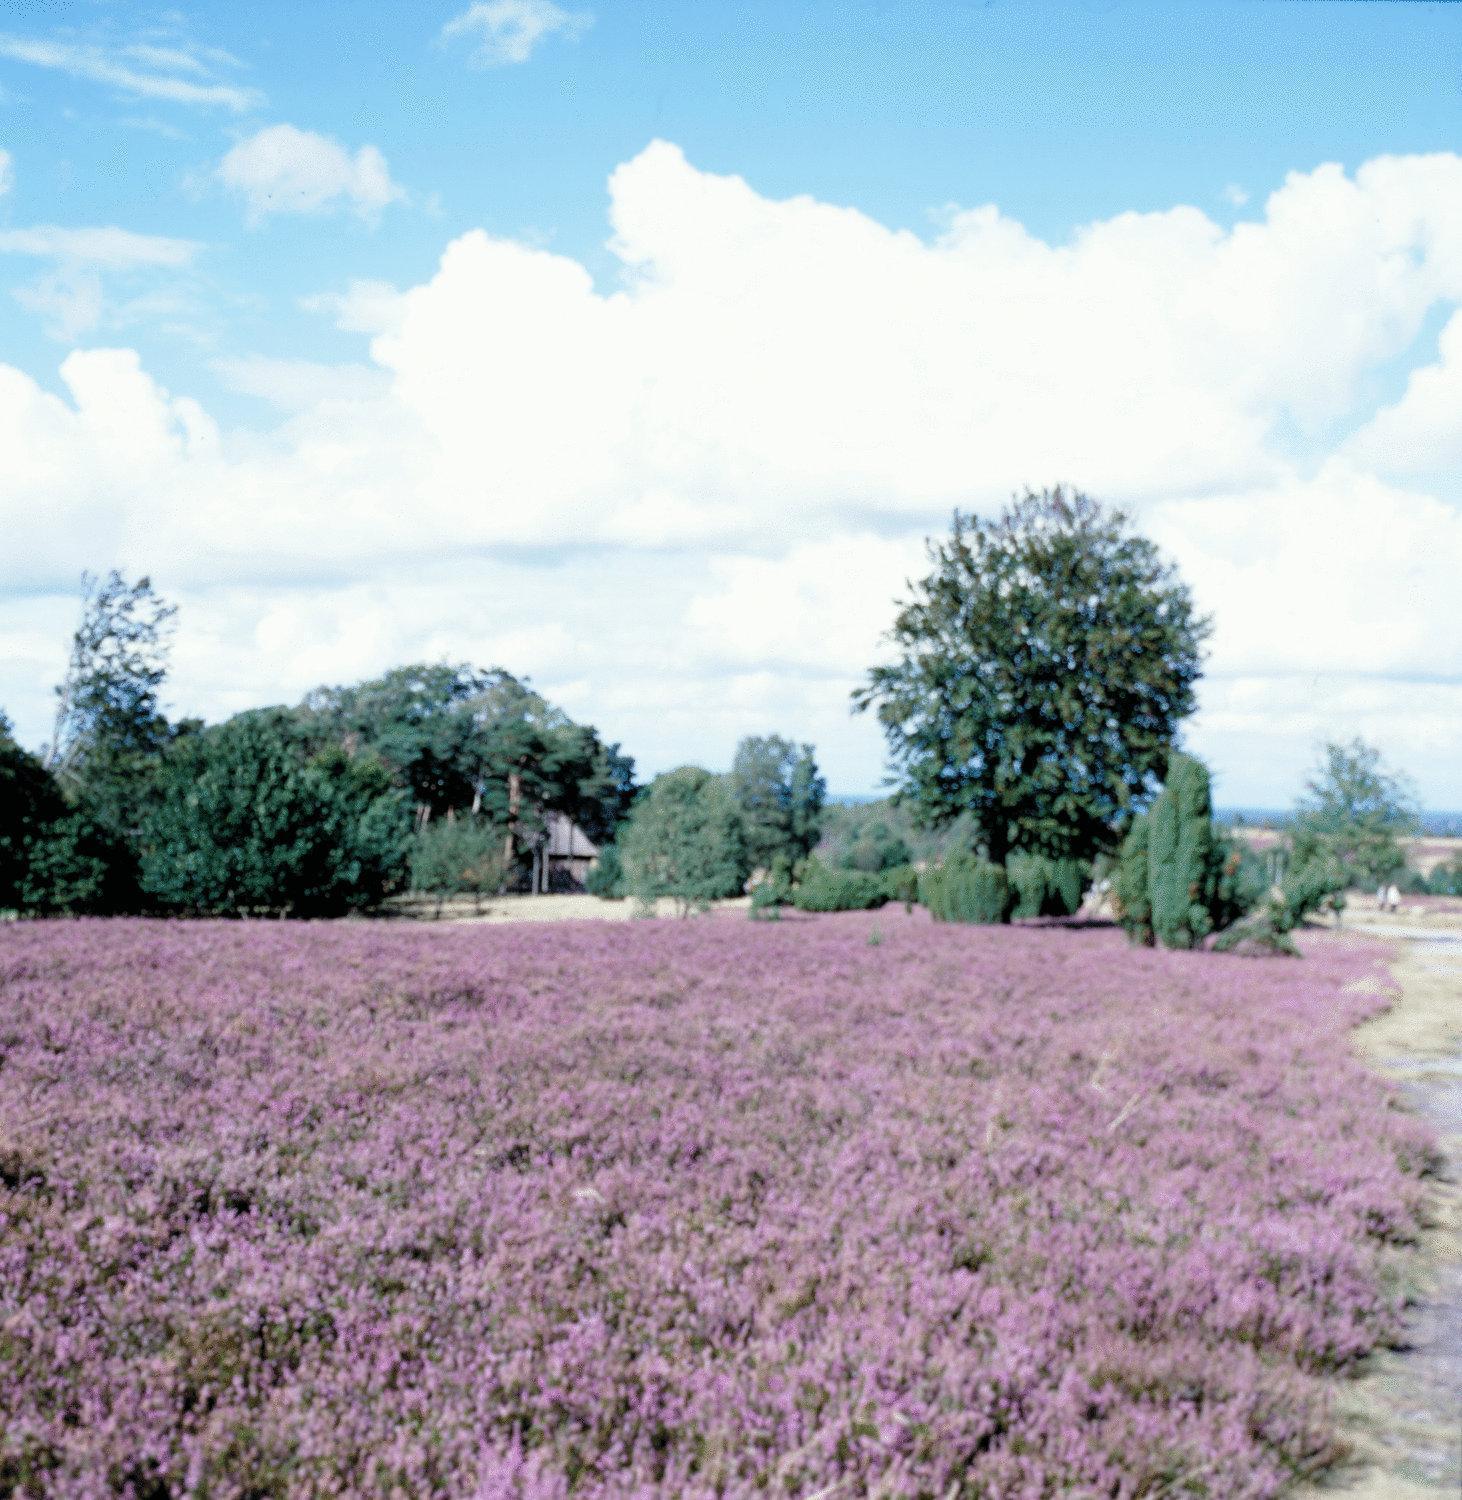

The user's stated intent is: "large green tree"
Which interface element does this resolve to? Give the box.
[299,663,635,881]
[139,709,411,916]
[728,735,826,873]
[854,488,1208,866]
[1290,738,1417,888]
[619,767,748,914]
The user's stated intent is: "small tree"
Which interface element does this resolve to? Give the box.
[140,709,410,916]
[48,572,176,829]
[855,488,1208,871]
[1008,853,1087,919]
[1291,738,1417,889]
[410,816,507,916]
[1116,752,1244,949]
[920,854,1012,925]
[584,843,624,900]
[620,767,748,915]
[728,736,826,873]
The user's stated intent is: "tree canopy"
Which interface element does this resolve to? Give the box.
[1291,738,1417,888]
[727,735,826,873]
[619,766,748,913]
[854,487,1208,864]
[139,709,411,916]
[298,662,636,878]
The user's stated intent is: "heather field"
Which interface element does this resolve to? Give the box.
[0,915,1436,1498]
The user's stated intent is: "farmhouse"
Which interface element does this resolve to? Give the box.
[544,812,599,889]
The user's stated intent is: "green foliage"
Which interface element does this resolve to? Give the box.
[139,709,411,916]
[879,864,920,907]
[48,571,177,783]
[920,854,1012,925]
[298,662,636,874]
[1428,858,1462,897]
[728,735,826,873]
[1008,853,1087,919]
[1117,754,1244,950]
[855,488,1208,866]
[1114,816,1153,945]
[409,816,506,914]
[584,843,624,900]
[836,819,911,873]
[1146,752,1239,950]
[791,858,888,912]
[619,767,748,914]
[1,716,126,914]
[1290,738,1418,889]
[816,798,973,870]
[748,853,795,918]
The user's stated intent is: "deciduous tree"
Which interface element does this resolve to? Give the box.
[854,488,1208,869]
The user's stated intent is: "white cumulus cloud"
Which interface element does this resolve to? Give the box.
[2,144,1462,801]
[440,0,592,66]
[217,125,404,223]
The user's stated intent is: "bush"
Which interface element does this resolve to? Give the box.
[1118,753,1243,950]
[1147,752,1238,949]
[838,821,912,874]
[620,767,748,914]
[1429,858,1462,898]
[1114,817,1153,945]
[410,816,506,915]
[1,719,129,915]
[139,709,411,916]
[920,853,1011,924]
[792,857,888,912]
[879,864,920,907]
[584,843,624,899]
[1008,853,1087,919]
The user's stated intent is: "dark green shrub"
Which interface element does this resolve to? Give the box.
[838,821,912,874]
[749,854,794,918]
[1008,853,1087,919]
[1,718,130,915]
[585,843,624,899]
[792,857,888,912]
[139,709,411,916]
[620,767,748,914]
[1429,858,1462,898]
[1114,815,1153,945]
[879,864,919,907]
[920,853,1011,924]
[409,816,506,914]
[1146,752,1237,949]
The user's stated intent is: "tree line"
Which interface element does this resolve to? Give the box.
[0,573,833,918]
[4,488,1436,933]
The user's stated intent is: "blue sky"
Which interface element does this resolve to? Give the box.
[2,1,1461,805]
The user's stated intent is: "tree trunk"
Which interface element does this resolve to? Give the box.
[503,770,522,867]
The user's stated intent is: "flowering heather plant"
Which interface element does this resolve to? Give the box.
[0,913,1433,1497]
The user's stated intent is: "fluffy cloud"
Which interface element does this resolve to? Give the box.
[0,33,259,111]
[217,125,404,223]
[440,0,592,67]
[2,144,1462,800]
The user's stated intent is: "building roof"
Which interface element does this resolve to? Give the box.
[545,811,598,859]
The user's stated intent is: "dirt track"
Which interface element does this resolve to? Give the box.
[1305,916,1462,1496]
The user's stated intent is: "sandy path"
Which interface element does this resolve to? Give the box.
[1304,922,1462,1496]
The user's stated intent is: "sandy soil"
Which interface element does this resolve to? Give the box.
[1302,920,1462,1496]
[381,892,752,924]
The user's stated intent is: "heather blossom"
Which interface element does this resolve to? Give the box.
[0,912,1432,1496]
